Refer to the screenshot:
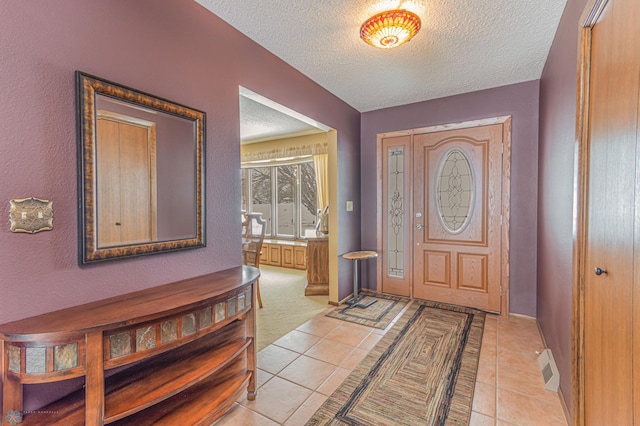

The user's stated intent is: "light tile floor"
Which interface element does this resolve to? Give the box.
[214,304,568,426]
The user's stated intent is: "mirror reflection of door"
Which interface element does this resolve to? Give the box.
[96,110,157,247]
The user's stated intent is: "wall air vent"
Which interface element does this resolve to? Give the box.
[537,348,560,392]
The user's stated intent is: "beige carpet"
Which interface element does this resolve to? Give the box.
[256,265,329,351]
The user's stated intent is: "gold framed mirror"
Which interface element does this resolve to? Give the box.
[76,71,205,263]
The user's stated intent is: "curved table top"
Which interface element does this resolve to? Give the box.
[0,266,259,339]
[342,250,378,261]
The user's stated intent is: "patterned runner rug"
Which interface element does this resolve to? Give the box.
[325,291,410,329]
[308,300,485,425]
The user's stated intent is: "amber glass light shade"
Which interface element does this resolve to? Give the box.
[360,9,421,49]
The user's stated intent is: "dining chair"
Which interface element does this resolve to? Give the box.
[241,213,266,308]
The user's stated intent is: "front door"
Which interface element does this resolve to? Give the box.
[412,124,504,312]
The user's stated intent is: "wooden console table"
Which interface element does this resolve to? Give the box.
[0,266,259,426]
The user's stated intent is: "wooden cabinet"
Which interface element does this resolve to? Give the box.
[293,246,307,270]
[259,243,269,264]
[282,245,294,268]
[0,266,259,426]
[305,237,329,295]
[267,245,281,266]
[260,241,307,270]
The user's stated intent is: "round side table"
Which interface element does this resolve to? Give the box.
[342,250,378,308]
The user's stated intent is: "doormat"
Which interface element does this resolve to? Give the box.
[325,291,410,329]
[308,300,485,425]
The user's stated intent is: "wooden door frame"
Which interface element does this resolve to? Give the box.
[376,116,512,316]
[572,1,610,424]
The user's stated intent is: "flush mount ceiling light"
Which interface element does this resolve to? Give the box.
[360,9,421,49]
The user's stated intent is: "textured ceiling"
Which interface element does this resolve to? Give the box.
[240,88,327,144]
[195,0,567,113]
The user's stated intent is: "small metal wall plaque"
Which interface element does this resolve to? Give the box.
[9,197,53,234]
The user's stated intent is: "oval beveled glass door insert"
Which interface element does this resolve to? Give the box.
[436,149,474,233]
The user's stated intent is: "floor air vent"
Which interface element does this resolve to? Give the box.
[537,349,559,392]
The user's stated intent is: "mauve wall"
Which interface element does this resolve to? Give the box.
[361,81,540,316]
[0,0,360,409]
[537,0,588,414]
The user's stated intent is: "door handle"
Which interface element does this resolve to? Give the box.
[594,267,608,276]
[416,224,423,230]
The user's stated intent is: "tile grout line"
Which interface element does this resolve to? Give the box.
[245,309,566,425]
[262,322,379,425]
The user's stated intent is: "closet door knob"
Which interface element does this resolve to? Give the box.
[594,267,608,276]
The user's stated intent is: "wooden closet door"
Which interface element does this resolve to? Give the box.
[582,0,640,423]
[96,118,154,247]
[118,123,153,245]
[96,119,123,247]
